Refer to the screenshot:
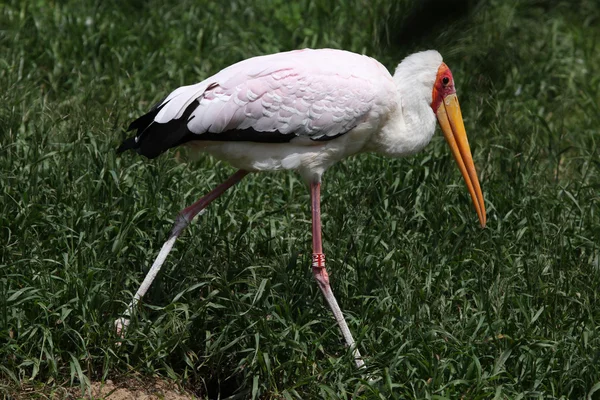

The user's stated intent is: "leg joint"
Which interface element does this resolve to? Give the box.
[312,253,326,269]
[171,212,191,236]
[312,252,329,287]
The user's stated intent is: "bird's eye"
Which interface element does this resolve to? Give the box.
[442,77,450,86]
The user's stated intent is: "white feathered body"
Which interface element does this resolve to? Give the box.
[123,49,443,182]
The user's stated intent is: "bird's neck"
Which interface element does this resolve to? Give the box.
[366,50,442,158]
[369,86,437,158]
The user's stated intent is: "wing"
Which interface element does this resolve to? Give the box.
[118,49,393,159]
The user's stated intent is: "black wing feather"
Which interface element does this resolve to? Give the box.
[118,98,349,159]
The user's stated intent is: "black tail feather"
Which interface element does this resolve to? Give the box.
[116,137,138,154]
[127,98,168,132]
[118,100,200,159]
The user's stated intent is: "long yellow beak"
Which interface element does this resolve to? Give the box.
[436,94,486,228]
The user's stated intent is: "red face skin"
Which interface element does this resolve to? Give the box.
[430,63,457,113]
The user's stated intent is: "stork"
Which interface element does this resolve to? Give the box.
[115,48,486,369]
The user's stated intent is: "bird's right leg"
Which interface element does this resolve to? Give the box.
[310,181,365,369]
[115,169,250,337]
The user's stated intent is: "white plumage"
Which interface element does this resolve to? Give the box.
[125,48,444,182]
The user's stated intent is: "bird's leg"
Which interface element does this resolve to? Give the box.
[310,182,365,369]
[115,169,250,337]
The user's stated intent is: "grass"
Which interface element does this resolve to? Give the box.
[1,0,600,398]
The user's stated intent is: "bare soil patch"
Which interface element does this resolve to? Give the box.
[86,379,198,400]
[3,378,199,400]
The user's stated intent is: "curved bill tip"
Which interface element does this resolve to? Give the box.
[436,94,486,228]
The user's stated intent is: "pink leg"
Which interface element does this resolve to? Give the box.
[115,169,249,337]
[310,182,365,369]
[172,170,250,237]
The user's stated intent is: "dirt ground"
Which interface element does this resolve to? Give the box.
[3,378,200,400]
[86,379,198,400]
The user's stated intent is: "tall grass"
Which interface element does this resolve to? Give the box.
[1,0,599,398]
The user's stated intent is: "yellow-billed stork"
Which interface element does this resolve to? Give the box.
[115,48,486,369]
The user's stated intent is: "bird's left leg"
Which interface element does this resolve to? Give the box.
[310,181,365,369]
[115,169,249,337]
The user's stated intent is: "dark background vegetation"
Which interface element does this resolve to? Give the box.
[1,0,599,398]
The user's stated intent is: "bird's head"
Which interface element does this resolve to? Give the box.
[395,51,486,228]
[430,61,486,228]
